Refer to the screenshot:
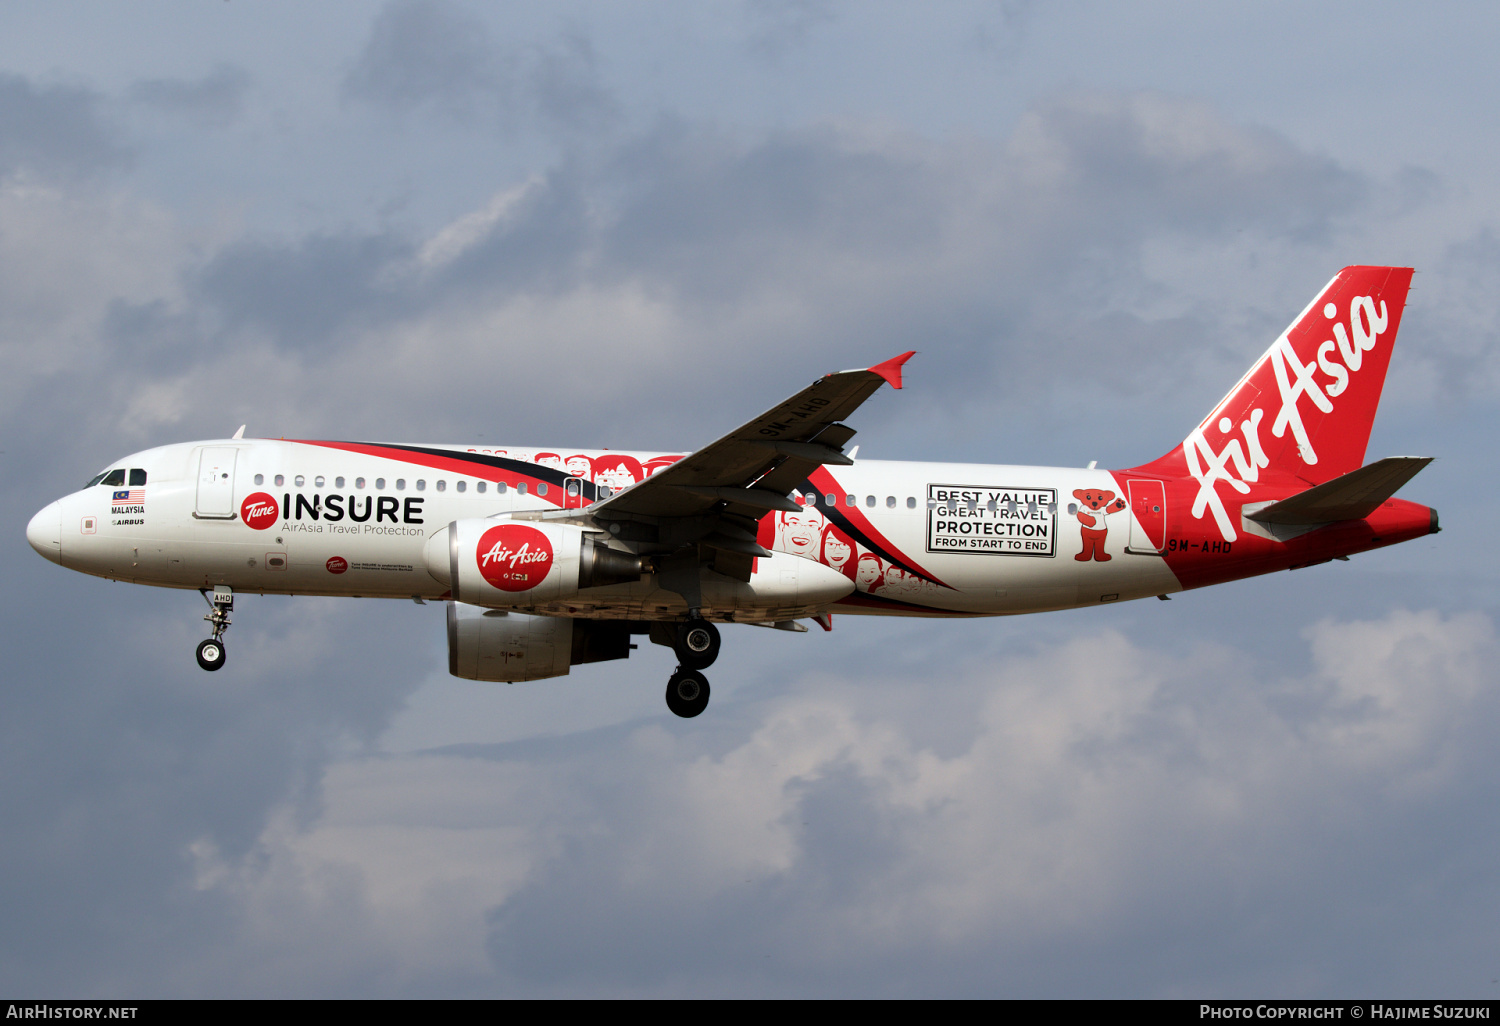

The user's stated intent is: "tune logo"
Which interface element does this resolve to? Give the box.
[326,556,348,575]
[476,524,554,591]
[241,492,280,530]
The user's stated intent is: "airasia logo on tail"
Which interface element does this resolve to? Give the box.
[241,492,279,530]
[475,524,554,591]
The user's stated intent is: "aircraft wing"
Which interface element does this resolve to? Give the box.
[599,351,913,521]
[527,352,914,583]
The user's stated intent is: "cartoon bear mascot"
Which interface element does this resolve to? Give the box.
[1072,489,1126,562]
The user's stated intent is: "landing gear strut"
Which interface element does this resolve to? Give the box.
[196,585,232,671]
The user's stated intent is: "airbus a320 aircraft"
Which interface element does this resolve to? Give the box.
[27,266,1437,717]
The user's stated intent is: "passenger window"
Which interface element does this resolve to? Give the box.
[825,493,836,505]
[416,479,425,491]
[435,480,445,492]
[355,477,366,489]
[102,469,126,487]
[274,474,284,487]
[865,495,875,508]
[395,479,405,491]
[886,496,896,508]
[129,469,147,486]
[254,474,264,486]
[537,482,547,496]
[314,476,325,488]
[497,482,507,494]
[846,495,855,507]
[375,478,385,490]
[456,480,467,493]
[477,481,487,493]
[907,497,916,509]
[335,477,345,488]
[927,498,937,509]
[516,483,526,496]
[294,475,305,487]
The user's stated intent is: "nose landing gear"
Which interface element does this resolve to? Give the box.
[665,615,719,717]
[196,585,233,672]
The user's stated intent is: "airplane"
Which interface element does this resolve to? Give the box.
[26,265,1438,718]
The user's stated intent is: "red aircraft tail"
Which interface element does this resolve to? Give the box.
[1135,266,1414,490]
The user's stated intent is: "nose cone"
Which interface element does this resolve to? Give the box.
[27,502,61,564]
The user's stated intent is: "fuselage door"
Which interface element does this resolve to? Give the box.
[565,476,585,510]
[1125,478,1166,555]
[195,446,238,519]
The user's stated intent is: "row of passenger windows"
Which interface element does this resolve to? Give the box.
[252,473,548,496]
[796,491,918,510]
[89,468,147,487]
[794,492,1057,513]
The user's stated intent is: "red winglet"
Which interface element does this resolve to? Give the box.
[867,351,915,389]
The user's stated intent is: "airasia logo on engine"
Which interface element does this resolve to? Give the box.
[475,524,554,592]
[241,492,279,530]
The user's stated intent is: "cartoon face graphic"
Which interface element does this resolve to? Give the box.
[855,552,885,592]
[565,455,593,478]
[592,454,644,493]
[884,566,914,598]
[821,527,853,571]
[1073,488,1119,511]
[533,452,563,470]
[777,505,827,558]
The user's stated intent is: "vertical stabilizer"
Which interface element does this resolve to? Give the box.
[1138,266,1413,490]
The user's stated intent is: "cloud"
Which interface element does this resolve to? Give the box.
[0,73,128,178]
[342,0,507,121]
[742,0,839,60]
[171,609,1500,995]
[128,64,252,129]
[342,0,616,135]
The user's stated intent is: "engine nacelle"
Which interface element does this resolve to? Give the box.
[424,519,643,607]
[446,602,632,682]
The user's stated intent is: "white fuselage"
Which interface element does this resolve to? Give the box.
[29,438,1182,622]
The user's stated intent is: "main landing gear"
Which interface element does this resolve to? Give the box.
[665,616,720,718]
[196,585,232,672]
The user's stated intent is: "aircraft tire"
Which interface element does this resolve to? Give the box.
[196,638,226,672]
[673,619,720,670]
[665,668,710,718]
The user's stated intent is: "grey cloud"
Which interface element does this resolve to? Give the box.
[122,609,1500,996]
[0,73,128,178]
[128,64,252,129]
[742,0,838,59]
[192,231,414,349]
[528,31,618,133]
[342,0,508,121]
[343,0,617,136]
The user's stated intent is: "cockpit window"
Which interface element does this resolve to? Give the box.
[86,472,108,488]
[129,469,147,486]
[101,469,126,487]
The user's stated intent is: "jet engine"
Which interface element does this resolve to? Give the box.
[424,519,644,607]
[447,602,633,682]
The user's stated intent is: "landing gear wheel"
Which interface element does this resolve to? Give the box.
[196,638,226,672]
[665,668,710,718]
[673,618,720,670]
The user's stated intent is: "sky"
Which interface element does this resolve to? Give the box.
[4,0,1500,998]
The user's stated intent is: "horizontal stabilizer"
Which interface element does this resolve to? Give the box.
[1247,457,1432,525]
